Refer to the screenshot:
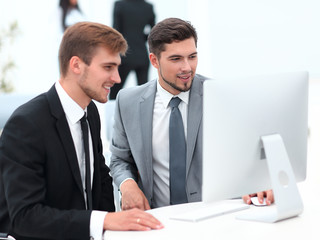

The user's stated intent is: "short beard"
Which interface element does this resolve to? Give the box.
[160,69,193,93]
[79,68,106,103]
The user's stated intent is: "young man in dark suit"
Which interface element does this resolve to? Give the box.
[0,21,162,240]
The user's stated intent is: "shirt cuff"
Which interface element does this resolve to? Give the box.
[90,210,108,240]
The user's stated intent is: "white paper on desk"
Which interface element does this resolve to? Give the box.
[170,201,249,222]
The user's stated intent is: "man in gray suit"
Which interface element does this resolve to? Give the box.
[110,18,274,210]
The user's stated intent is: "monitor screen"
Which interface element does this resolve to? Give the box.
[202,71,308,204]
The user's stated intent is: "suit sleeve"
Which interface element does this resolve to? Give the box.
[109,93,139,188]
[88,103,115,212]
[97,138,115,211]
[0,111,91,239]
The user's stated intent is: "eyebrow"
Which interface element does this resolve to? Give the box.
[168,52,198,58]
[102,62,119,66]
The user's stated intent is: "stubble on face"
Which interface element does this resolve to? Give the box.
[160,68,193,93]
[79,67,109,104]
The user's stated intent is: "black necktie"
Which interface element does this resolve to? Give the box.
[169,97,188,204]
[80,113,93,210]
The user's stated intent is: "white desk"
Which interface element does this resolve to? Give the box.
[104,190,318,240]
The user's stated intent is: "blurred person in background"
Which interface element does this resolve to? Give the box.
[59,0,86,32]
[109,0,155,100]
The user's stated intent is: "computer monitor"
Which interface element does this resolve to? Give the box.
[202,71,308,222]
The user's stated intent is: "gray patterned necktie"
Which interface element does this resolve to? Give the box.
[169,97,188,204]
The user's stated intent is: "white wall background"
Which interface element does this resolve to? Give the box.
[0,0,319,94]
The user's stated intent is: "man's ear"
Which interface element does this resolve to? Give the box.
[149,53,159,69]
[69,56,82,74]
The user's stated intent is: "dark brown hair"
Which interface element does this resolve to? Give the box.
[59,21,128,77]
[147,18,197,58]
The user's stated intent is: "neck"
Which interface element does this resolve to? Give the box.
[59,78,90,110]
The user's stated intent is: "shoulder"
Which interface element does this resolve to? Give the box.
[117,79,156,102]
[113,80,156,116]
[191,74,211,91]
[1,93,50,141]
[195,73,211,83]
[8,85,64,127]
[10,93,48,121]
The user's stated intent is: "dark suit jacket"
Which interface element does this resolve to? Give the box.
[113,0,155,66]
[0,85,115,240]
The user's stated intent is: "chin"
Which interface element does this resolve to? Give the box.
[94,96,108,104]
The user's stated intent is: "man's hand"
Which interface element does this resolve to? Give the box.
[103,208,164,231]
[242,189,274,205]
[120,179,151,210]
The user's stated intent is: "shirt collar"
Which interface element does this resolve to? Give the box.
[156,79,190,108]
[55,81,87,124]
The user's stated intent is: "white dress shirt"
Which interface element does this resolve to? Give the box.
[152,80,189,208]
[55,82,107,240]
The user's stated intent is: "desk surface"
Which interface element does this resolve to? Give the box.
[104,190,319,240]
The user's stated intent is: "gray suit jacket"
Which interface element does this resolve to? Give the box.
[110,74,207,207]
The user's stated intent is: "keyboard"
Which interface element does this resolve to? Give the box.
[170,201,250,222]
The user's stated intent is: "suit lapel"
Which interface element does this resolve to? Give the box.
[139,81,157,191]
[137,78,203,182]
[46,86,84,195]
[186,76,203,174]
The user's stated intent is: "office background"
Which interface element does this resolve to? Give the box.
[1,0,320,94]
